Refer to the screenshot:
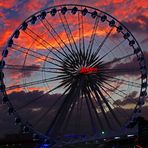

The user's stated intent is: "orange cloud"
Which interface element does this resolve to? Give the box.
[0,0,147,96]
[92,0,148,22]
[25,0,47,12]
[7,86,45,94]
[0,18,21,49]
[7,88,23,94]
[0,0,16,9]
[0,29,12,46]
[112,0,125,3]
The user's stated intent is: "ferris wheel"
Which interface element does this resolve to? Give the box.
[0,4,147,145]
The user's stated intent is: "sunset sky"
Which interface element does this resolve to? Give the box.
[0,0,148,139]
[0,0,148,50]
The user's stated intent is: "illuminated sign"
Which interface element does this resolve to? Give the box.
[80,67,97,74]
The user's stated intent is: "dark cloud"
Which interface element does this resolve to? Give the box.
[143,51,148,68]
[18,64,41,78]
[111,32,121,39]
[8,90,61,108]
[0,88,147,138]
[141,37,148,44]
[107,57,139,77]
[5,64,41,79]
[2,8,19,19]
[137,15,148,25]
[113,91,138,106]
[122,15,148,34]
[107,51,148,77]
[2,90,64,135]
[3,90,145,134]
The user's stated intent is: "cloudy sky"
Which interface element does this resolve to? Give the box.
[0,0,148,139]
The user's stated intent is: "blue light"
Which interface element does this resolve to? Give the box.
[64,134,86,139]
[40,144,50,148]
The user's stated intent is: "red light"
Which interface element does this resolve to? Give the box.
[80,67,97,74]
[136,144,143,148]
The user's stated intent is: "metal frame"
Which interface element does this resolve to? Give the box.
[0,4,147,146]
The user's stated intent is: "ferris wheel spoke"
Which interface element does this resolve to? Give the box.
[77,11,85,59]
[46,82,79,135]
[102,53,135,67]
[63,14,79,54]
[100,82,126,98]
[75,90,84,132]
[105,77,141,89]
[9,45,63,68]
[93,27,114,58]
[58,12,82,65]
[75,90,83,133]
[89,30,115,68]
[85,87,104,130]
[57,80,84,133]
[13,44,48,60]
[86,17,99,65]
[5,64,62,71]
[91,52,135,70]
[39,19,71,60]
[61,94,79,133]
[5,64,63,73]
[83,91,97,133]
[95,84,121,127]
[34,83,72,127]
[90,85,112,129]
[58,13,78,55]
[13,43,64,67]
[42,18,76,63]
[101,80,128,97]
[22,40,36,74]
[4,67,62,73]
[102,68,139,72]
[102,68,139,75]
[6,75,68,91]
[80,12,86,55]
[99,40,125,61]
[103,75,141,88]
[78,11,83,56]
[98,84,130,119]
[24,28,66,63]
[100,81,137,104]
[6,65,63,75]
[16,78,72,111]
